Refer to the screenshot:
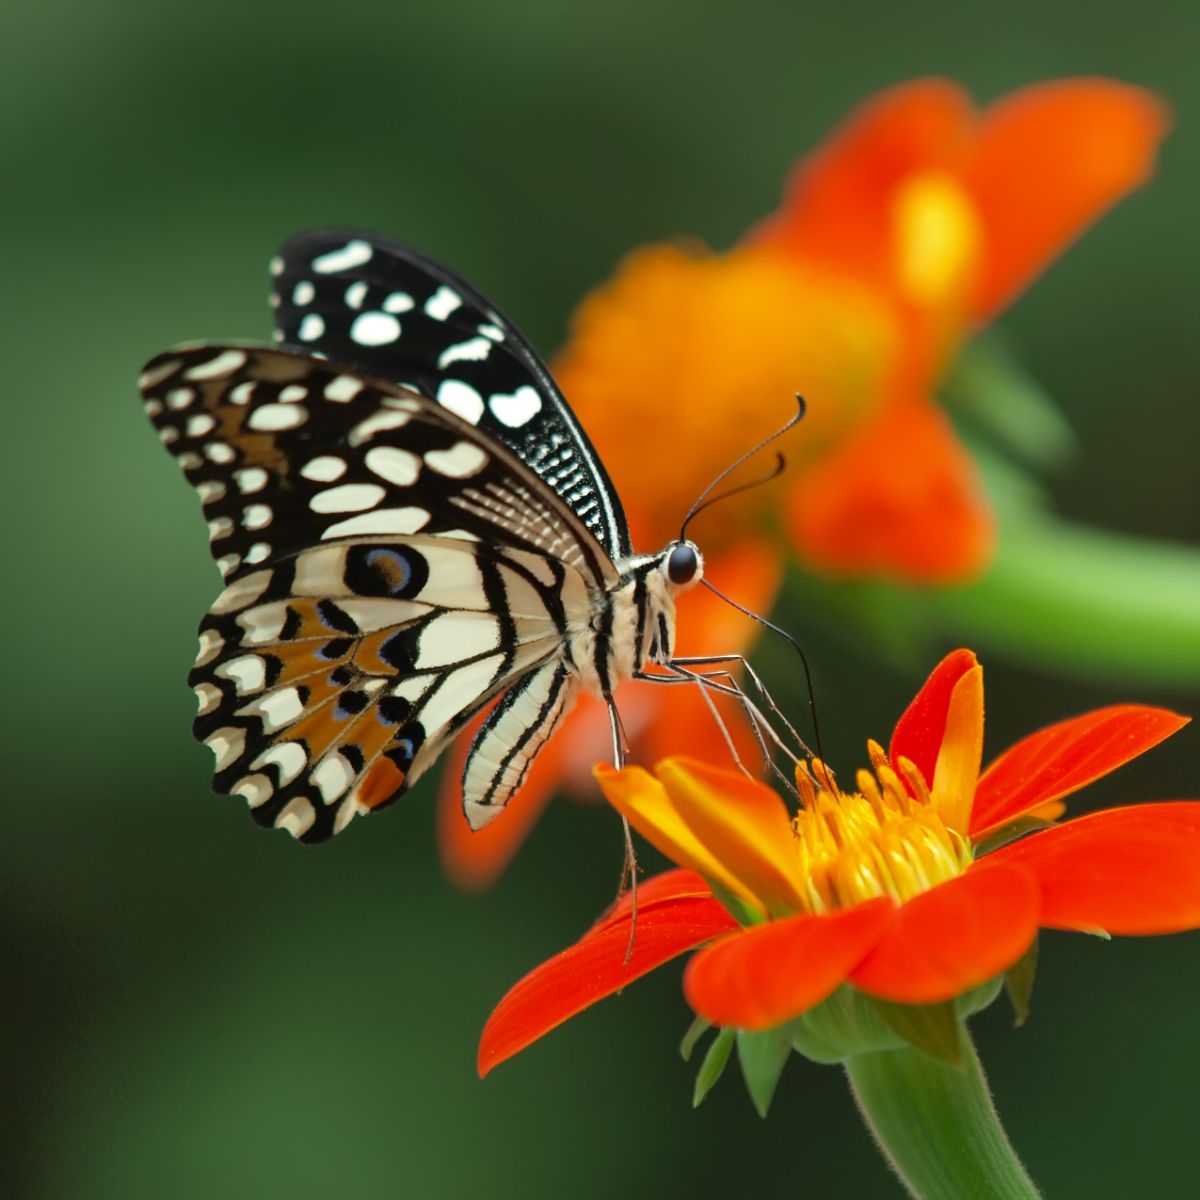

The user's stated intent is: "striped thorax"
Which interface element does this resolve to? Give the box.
[567,540,705,699]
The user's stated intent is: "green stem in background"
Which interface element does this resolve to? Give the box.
[845,1029,1040,1200]
[930,513,1200,688]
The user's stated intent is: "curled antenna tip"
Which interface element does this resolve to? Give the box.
[795,393,807,418]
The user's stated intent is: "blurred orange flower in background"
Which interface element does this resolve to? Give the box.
[555,77,1168,582]
[436,77,1169,890]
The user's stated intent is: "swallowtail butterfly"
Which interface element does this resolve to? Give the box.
[140,230,719,844]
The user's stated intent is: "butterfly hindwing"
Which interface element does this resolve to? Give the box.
[141,343,614,840]
[270,229,632,562]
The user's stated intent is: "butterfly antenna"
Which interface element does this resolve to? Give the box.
[699,577,826,770]
[679,395,806,542]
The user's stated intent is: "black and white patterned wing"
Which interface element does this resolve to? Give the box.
[140,343,611,842]
[269,229,633,562]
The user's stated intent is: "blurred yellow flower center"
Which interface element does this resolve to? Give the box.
[892,170,982,307]
[792,741,972,913]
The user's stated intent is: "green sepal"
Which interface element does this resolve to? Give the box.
[736,1027,792,1118]
[1004,937,1039,1027]
[706,881,764,927]
[791,979,1004,1065]
[679,1015,711,1062]
[692,1027,735,1108]
[941,331,1076,470]
[868,998,963,1066]
[974,815,1058,856]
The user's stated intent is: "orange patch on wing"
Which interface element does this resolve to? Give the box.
[357,755,407,810]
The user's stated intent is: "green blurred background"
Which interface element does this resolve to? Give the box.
[6,2,1200,1196]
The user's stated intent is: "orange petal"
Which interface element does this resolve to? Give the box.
[596,763,765,914]
[786,397,994,582]
[986,803,1200,935]
[966,80,1170,321]
[478,878,737,1076]
[553,243,897,552]
[684,897,894,1030]
[748,78,974,291]
[930,664,984,835]
[672,537,782,661]
[656,758,808,917]
[849,862,1040,1004]
[591,868,721,932]
[889,648,979,787]
[970,706,1190,841]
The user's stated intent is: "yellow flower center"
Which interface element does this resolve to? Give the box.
[792,741,972,914]
[891,170,982,308]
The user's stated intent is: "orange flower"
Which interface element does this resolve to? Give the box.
[553,78,1168,582]
[437,540,781,889]
[478,649,1194,1073]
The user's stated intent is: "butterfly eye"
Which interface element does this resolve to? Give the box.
[666,541,701,586]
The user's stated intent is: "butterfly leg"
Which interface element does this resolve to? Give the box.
[606,695,642,963]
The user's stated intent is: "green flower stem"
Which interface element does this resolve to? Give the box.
[844,1029,1040,1200]
[930,514,1200,688]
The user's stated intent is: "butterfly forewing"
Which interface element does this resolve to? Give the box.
[141,343,614,841]
[270,230,632,562]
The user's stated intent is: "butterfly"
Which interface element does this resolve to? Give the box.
[139,230,721,844]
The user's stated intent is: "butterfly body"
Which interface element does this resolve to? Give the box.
[141,233,704,843]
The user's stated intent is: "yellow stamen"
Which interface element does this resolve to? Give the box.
[792,744,972,914]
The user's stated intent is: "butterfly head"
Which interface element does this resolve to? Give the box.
[662,539,704,591]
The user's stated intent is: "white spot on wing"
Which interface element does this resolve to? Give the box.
[186,413,216,437]
[490,385,543,428]
[438,336,492,369]
[269,256,284,276]
[348,408,411,446]
[345,281,369,309]
[279,384,307,403]
[292,280,315,305]
[211,569,273,615]
[230,381,255,405]
[313,753,355,804]
[167,388,195,410]
[217,654,267,694]
[425,285,462,320]
[243,503,273,529]
[365,446,421,486]
[425,441,487,478]
[235,467,269,493]
[205,727,246,772]
[350,312,401,346]
[139,358,180,390]
[248,404,306,431]
[185,350,248,380]
[276,796,316,838]
[245,542,271,564]
[233,773,272,808]
[384,292,414,314]
[197,479,226,503]
[312,240,373,274]
[310,482,386,514]
[193,682,221,715]
[205,442,235,463]
[251,741,308,786]
[321,508,430,539]
[300,455,347,482]
[324,375,362,403]
[195,628,224,666]
[298,314,326,342]
[437,380,484,424]
[249,686,305,732]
